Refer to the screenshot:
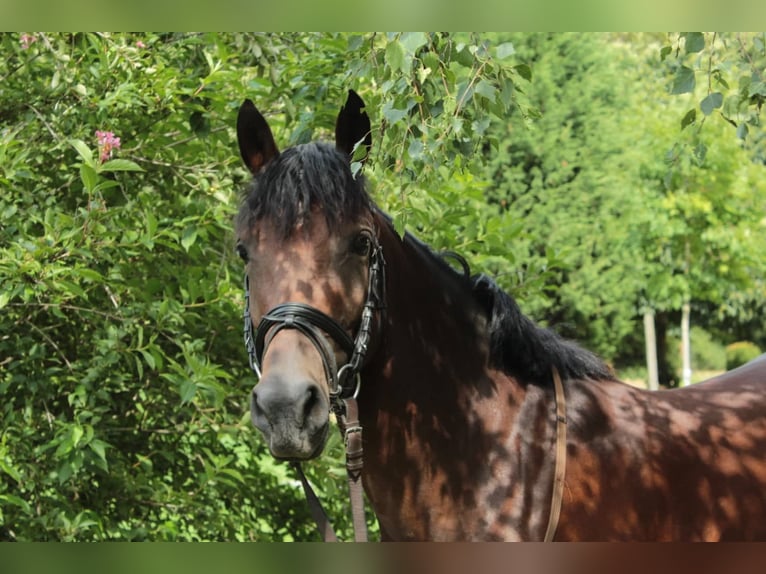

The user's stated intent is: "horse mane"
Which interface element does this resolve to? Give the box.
[404,234,614,385]
[469,273,615,384]
[236,141,372,238]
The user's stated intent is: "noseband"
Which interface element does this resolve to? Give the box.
[242,237,386,412]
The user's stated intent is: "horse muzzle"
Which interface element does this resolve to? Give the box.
[250,373,330,460]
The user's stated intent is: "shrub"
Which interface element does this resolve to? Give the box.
[725,341,763,370]
[690,327,726,371]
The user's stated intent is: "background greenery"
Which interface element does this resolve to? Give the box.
[1,32,764,541]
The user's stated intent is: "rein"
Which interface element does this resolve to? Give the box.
[243,238,386,542]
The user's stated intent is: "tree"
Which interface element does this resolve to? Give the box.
[644,32,766,384]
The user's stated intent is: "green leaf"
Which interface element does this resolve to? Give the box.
[98,159,144,172]
[181,226,197,252]
[683,32,705,54]
[347,35,364,51]
[495,42,515,60]
[660,45,672,62]
[74,268,103,282]
[385,40,405,73]
[71,425,84,447]
[681,108,697,129]
[80,163,98,193]
[179,380,197,404]
[475,80,497,102]
[670,66,695,95]
[400,32,427,55]
[392,212,407,238]
[737,123,749,140]
[89,440,108,464]
[58,280,88,299]
[70,139,95,168]
[0,457,21,482]
[514,63,532,81]
[382,101,408,124]
[0,494,31,514]
[700,92,723,116]
[0,292,10,310]
[408,139,424,160]
[140,349,156,370]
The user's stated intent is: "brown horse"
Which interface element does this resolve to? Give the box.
[234,90,766,541]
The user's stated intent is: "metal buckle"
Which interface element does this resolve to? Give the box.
[337,366,361,399]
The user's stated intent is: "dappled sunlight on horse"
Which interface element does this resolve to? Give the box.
[234,90,766,541]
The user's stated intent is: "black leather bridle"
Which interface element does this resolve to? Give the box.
[242,236,385,412]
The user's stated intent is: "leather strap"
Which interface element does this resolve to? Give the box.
[292,462,338,542]
[292,397,368,543]
[543,366,567,542]
[340,397,368,542]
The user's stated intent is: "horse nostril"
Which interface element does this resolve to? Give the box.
[250,378,325,431]
[250,387,267,424]
[303,384,321,422]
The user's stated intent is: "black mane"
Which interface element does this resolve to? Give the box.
[407,235,614,384]
[470,273,615,384]
[236,142,372,238]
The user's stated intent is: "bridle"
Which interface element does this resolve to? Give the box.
[242,234,386,542]
[243,235,386,408]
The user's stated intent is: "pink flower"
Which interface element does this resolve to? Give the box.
[135,40,146,49]
[20,33,37,50]
[96,130,121,163]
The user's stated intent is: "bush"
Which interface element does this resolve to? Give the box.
[725,341,763,370]
[690,327,727,371]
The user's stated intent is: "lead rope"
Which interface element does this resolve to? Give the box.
[292,396,368,542]
[291,462,338,542]
[543,366,567,542]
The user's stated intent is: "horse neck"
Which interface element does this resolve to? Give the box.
[366,222,496,397]
[357,221,543,540]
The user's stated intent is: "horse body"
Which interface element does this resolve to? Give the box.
[558,372,766,541]
[235,90,766,541]
[356,217,766,541]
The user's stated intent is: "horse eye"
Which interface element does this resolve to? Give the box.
[236,243,249,262]
[352,233,372,256]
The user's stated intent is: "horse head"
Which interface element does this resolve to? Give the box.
[235,91,381,461]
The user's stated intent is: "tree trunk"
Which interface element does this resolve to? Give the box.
[681,301,692,386]
[643,310,659,391]
[655,311,676,387]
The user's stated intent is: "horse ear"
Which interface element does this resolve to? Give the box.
[237,99,280,175]
[335,89,372,164]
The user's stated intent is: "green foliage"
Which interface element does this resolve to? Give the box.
[725,341,763,370]
[481,33,656,358]
[662,33,765,143]
[689,326,726,372]
[0,32,319,541]
[1,32,765,540]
